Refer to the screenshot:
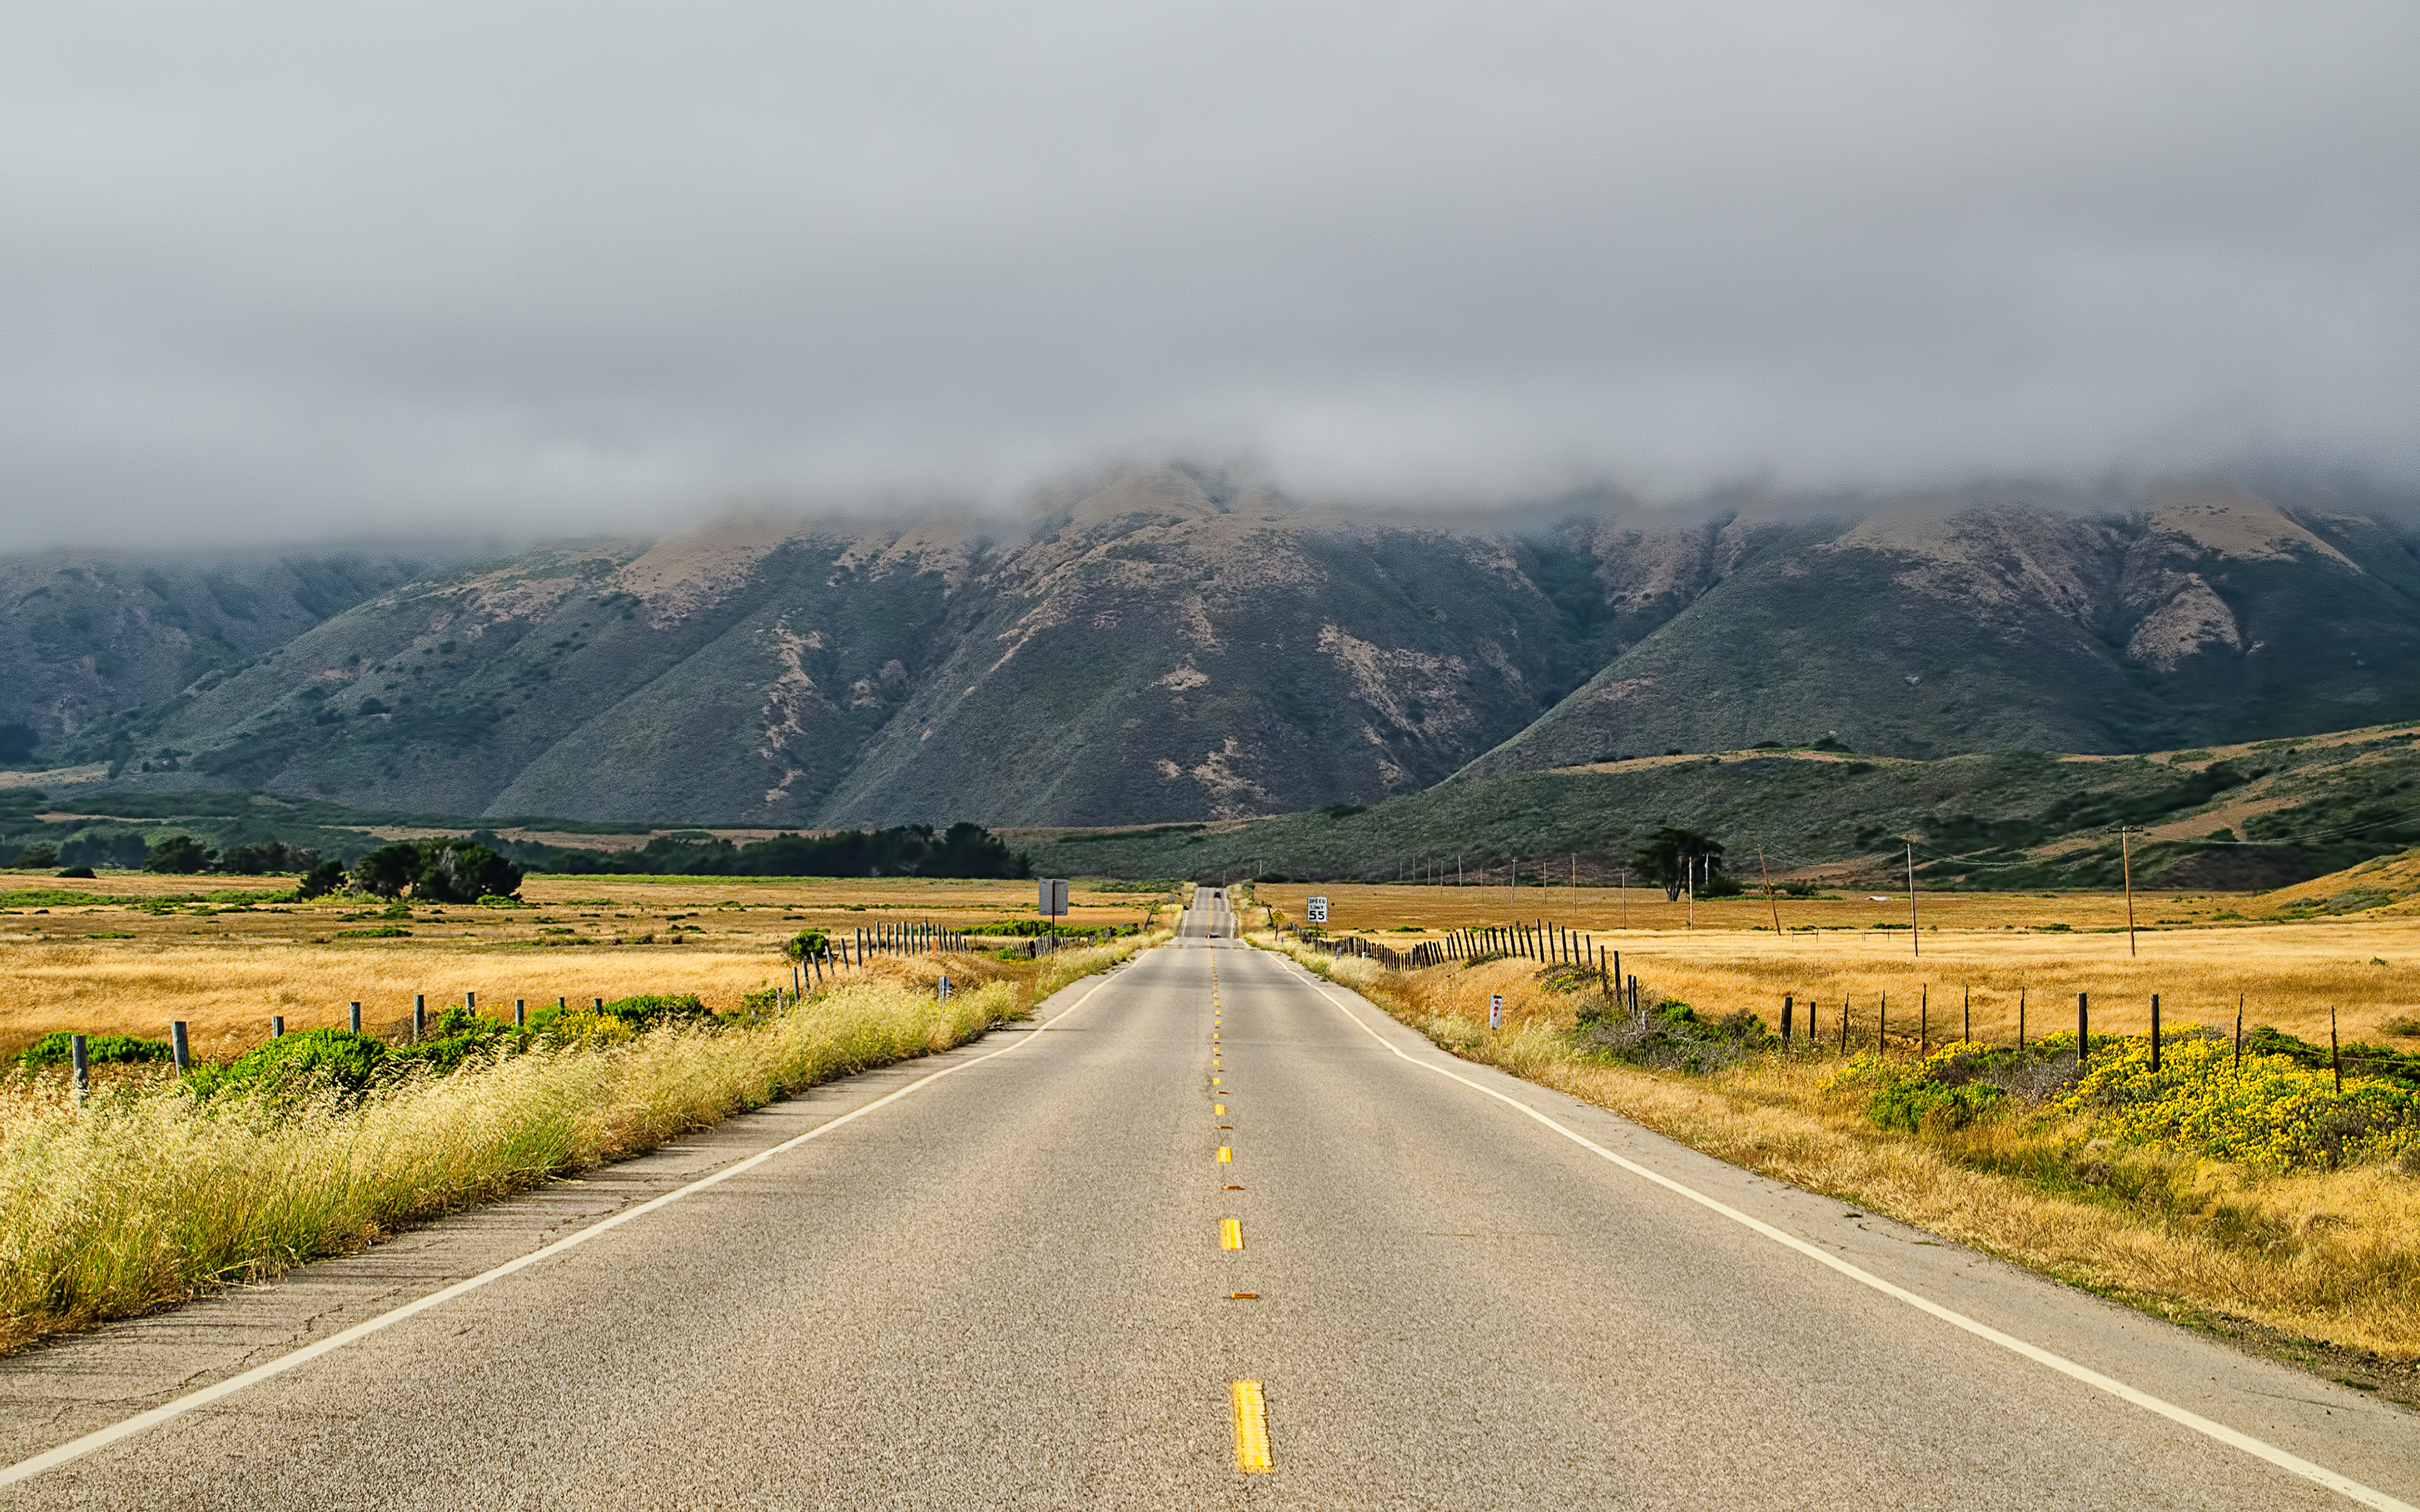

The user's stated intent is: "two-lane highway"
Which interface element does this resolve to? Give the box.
[1,891,2412,1508]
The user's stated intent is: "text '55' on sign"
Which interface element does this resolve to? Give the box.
[1305,896,1328,925]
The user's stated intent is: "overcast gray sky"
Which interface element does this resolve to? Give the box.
[3,1,2414,548]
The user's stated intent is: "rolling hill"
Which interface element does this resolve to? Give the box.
[4,469,2418,829]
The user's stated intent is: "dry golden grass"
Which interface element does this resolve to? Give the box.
[0,873,1167,1062]
[1261,936,2420,1377]
[1260,879,2252,934]
[0,929,1164,1354]
[1252,882,2420,1048]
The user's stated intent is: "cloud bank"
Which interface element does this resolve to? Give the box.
[3,1,2415,546]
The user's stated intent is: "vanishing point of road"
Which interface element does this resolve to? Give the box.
[1,891,2412,1508]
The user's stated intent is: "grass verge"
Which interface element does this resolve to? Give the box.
[0,931,1163,1356]
[1253,932,2420,1405]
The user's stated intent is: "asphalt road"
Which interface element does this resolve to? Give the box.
[2,890,2413,1508]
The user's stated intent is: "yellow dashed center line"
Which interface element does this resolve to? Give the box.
[1210,954,1270,1472]
[1231,1380,1272,1472]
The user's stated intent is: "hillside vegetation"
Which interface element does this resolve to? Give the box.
[8,719,2420,892]
[1015,719,2420,890]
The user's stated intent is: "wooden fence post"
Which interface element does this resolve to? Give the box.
[272,1016,284,1038]
[516,999,527,1029]
[71,1034,88,1103]
[171,1021,190,1074]
[2077,993,2089,1070]
[413,994,425,1043]
[2332,1005,2342,1093]
[1782,995,1794,1044]
[2150,994,2160,1072]
[349,1001,362,1033]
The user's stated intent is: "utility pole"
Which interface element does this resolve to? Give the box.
[1619,866,1628,927]
[1760,846,1783,938]
[1509,856,1516,905]
[1687,854,1696,929]
[2113,825,2146,957]
[1904,838,1920,957]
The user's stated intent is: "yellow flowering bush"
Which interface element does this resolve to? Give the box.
[1826,1028,2420,1171]
[2054,1028,2420,1171]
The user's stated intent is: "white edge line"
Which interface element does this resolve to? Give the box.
[1282,959,2416,1512]
[0,969,1128,1487]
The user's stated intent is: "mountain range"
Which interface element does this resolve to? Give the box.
[6,467,2419,828]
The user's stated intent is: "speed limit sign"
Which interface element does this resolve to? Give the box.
[1305,895,1329,925]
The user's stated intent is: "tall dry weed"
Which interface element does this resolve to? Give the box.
[1257,933,2420,1360]
[0,931,1161,1354]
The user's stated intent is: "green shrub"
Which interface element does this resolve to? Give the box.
[529,994,710,1038]
[783,929,829,961]
[1577,995,1773,1071]
[182,1029,389,1100]
[15,1032,173,1068]
[1867,1078,2007,1133]
[386,1011,512,1075]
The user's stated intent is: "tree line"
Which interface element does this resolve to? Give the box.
[509,822,1029,879]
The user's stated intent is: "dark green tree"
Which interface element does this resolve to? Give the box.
[297,859,349,898]
[13,844,56,868]
[222,840,318,874]
[415,840,523,903]
[1630,827,1725,902]
[143,835,215,874]
[352,844,423,898]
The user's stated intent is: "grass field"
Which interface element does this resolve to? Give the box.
[0,873,1167,1062]
[1252,881,2420,1050]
